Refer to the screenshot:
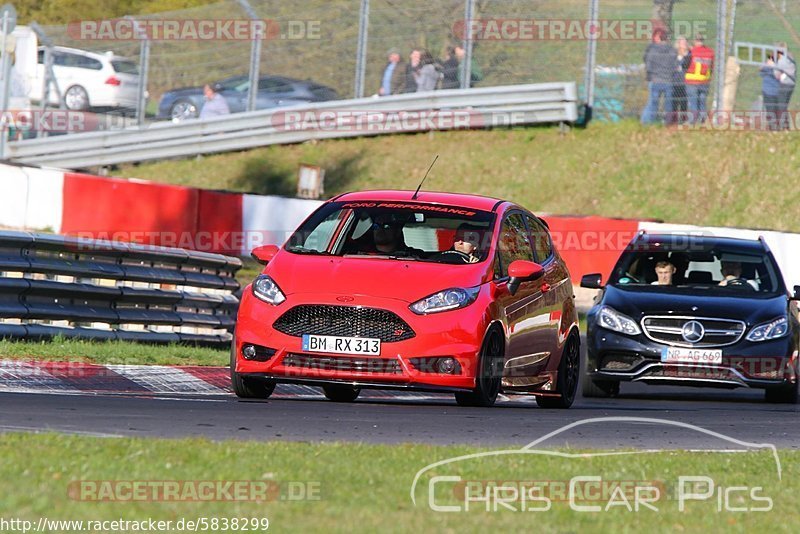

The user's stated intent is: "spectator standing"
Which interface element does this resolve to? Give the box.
[685,34,714,124]
[774,43,796,130]
[379,49,405,96]
[672,36,691,123]
[415,50,442,92]
[454,45,483,87]
[760,53,781,131]
[199,83,230,119]
[403,49,421,93]
[641,29,677,125]
[440,47,460,89]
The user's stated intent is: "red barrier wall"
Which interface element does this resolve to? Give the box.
[62,173,199,248]
[196,190,243,256]
[541,216,640,284]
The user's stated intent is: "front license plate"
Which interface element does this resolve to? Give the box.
[661,347,722,365]
[302,334,381,356]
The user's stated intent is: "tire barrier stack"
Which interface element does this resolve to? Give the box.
[0,231,242,346]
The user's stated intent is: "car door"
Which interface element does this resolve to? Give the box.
[256,78,295,109]
[492,211,552,386]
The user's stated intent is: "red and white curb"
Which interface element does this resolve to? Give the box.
[0,360,466,401]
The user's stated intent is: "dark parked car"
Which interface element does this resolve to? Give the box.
[156,74,339,121]
[582,232,800,403]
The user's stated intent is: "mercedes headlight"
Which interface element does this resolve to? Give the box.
[746,316,789,342]
[410,287,480,315]
[597,306,641,336]
[252,275,286,305]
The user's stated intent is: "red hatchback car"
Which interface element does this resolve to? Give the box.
[232,190,580,407]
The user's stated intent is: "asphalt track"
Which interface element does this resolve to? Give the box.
[2,380,798,449]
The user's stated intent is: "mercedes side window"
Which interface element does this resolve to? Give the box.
[496,212,534,278]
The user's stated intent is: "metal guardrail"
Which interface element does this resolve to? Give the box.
[0,231,242,346]
[7,83,578,169]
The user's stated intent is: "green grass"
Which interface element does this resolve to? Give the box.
[0,433,796,532]
[119,121,800,233]
[0,337,227,366]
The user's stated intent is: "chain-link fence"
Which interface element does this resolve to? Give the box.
[10,0,800,129]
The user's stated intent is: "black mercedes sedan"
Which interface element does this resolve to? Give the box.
[581,232,800,403]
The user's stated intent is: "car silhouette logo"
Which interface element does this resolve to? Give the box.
[681,320,705,343]
[336,296,355,302]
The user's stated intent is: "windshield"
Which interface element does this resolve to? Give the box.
[609,245,784,294]
[286,201,496,263]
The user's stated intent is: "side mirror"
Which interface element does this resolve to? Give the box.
[251,244,279,265]
[507,260,544,296]
[580,273,603,289]
[792,285,800,300]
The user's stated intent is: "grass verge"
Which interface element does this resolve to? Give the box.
[0,337,227,367]
[118,121,800,233]
[0,433,796,532]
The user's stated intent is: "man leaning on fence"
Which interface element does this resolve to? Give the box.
[379,48,406,97]
[685,34,714,125]
[641,29,677,125]
[774,43,796,130]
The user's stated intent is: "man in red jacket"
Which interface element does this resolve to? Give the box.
[685,34,714,124]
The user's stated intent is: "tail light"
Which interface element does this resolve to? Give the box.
[104,76,121,86]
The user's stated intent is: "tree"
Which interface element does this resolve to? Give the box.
[652,0,678,38]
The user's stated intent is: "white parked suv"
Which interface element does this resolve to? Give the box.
[29,46,140,111]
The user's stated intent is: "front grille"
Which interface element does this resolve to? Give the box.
[273,305,415,342]
[642,316,745,348]
[644,365,740,382]
[283,353,403,374]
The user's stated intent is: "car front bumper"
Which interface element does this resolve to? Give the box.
[234,290,491,391]
[586,325,798,389]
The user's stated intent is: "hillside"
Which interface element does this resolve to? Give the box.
[117,121,800,233]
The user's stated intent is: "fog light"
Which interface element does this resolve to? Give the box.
[436,357,459,374]
[242,344,257,360]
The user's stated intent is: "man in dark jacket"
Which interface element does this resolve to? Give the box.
[761,54,782,130]
[379,49,406,96]
[403,49,421,93]
[641,29,678,124]
[441,47,460,89]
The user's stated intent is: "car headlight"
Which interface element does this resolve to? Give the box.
[746,316,789,342]
[252,275,286,305]
[410,287,480,315]
[597,306,641,336]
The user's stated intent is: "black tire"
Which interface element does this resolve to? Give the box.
[455,330,504,407]
[536,334,581,409]
[64,85,90,111]
[230,345,276,399]
[581,377,620,398]
[765,381,798,404]
[322,384,361,402]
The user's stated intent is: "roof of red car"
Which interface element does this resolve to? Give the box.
[333,190,506,212]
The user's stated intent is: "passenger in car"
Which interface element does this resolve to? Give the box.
[652,261,676,285]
